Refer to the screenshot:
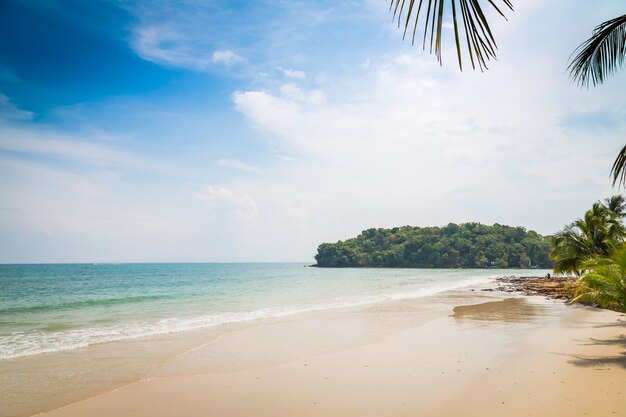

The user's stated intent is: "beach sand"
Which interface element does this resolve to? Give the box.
[2,289,625,417]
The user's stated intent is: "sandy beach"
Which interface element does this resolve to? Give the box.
[1,285,624,417]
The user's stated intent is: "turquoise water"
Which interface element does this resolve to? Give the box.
[0,264,546,359]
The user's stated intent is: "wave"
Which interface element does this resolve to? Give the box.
[0,294,173,315]
[0,276,494,360]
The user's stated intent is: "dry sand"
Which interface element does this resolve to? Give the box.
[2,289,625,417]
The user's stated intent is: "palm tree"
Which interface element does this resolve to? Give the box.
[389,0,513,71]
[550,200,625,275]
[573,246,626,313]
[604,194,626,218]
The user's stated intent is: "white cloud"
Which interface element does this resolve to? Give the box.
[132,25,205,69]
[132,26,242,70]
[233,90,300,132]
[216,158,260,173]
[279,68,306,79]
[232,46,624,240]
[212,50,242,65]
[198,186,258,219]
[232,84,326,134]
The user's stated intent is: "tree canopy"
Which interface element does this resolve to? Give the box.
[550,195,626,276]
[315,223,551,268]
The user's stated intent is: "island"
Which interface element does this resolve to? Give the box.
[315,223,552,268]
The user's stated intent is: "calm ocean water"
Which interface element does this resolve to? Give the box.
[0,264,547,359]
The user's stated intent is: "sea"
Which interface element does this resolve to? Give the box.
[0,263,549,360]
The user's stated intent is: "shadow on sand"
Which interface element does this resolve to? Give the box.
[567,334,626,369]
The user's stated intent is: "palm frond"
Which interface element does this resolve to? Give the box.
[610,144,626,188]
[568,13,626,88]
[573,249,626,312]
[389,0,513,71]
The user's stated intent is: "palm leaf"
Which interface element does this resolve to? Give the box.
[568,13,626,88]
[572,248,626,313]
[390,0,513,71]
[610,144,626,188]
[605,194,626,217]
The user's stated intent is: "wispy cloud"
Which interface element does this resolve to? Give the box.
[212,50,242,65]
[123,1,383,79]
[279,68,306,79]
[216,158,260,173]
[0,94,33,121]
[198,185,258,219]
[132,25,214,70]
[0,126,157,172]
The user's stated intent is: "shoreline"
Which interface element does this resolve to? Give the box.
[2,279,625,417]
[1,267,510,362]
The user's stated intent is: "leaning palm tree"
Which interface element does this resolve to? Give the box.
[550,201,626,275]
[572,246,626,313]
[390,0,513,71]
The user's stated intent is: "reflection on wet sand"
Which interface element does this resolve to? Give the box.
[452,298,546,323]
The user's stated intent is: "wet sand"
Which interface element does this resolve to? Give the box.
[2,289,625,417]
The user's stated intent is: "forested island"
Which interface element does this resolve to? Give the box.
[314,223,552,268]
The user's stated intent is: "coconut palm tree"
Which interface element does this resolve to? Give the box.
[389,0,513,71]
[604,194,626,218]
[573,246,626,312]
[550,200,626,275]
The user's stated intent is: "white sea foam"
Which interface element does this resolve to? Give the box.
[0,274,497,360]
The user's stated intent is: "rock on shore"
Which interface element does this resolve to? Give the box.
[494,276,578,300]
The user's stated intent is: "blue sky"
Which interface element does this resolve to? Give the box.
[0,0,625,262]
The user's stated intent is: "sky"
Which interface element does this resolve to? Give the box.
[0,0,625,263]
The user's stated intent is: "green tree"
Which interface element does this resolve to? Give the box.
[550,199,626,275]
[604,194,626,218]
[572,246,626,313]
[315,222,552,268]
